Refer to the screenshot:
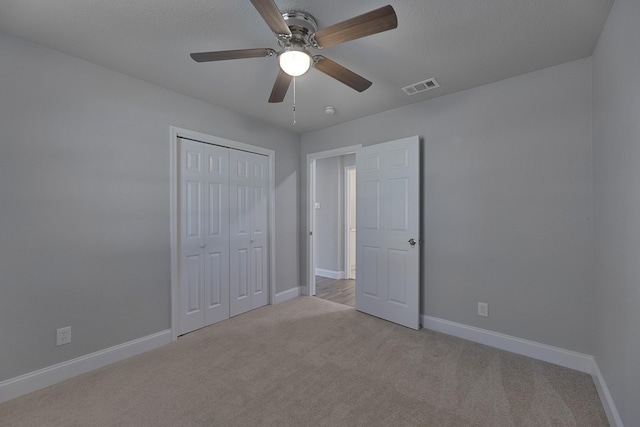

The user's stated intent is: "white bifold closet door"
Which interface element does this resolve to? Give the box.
[229,149,269,317]
[179,138,269,335]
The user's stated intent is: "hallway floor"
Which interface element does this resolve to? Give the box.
[315,276,355,307]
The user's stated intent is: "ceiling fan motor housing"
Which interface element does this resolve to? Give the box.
[276,11,318,76]
[278,11,318,49]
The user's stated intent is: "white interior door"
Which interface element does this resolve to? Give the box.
[179,139,230,335]
[230,149,269,317]
[355,136,420,330]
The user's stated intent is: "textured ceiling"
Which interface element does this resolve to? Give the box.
[0,0,613,133]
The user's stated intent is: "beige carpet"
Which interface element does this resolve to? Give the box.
[0,297,608,426]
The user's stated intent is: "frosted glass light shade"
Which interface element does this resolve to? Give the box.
[279,49,312,77]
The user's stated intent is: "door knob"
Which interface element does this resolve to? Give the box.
[199,244,206,249]
[408,238,416,246]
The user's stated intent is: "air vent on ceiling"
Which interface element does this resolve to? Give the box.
[402,78,439,96]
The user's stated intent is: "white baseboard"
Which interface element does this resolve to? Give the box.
[315,268,345,280]
[0,330,171,404]
[421,315,624,426]
[421,315,594,373]
[591,360,624,427]
[274,287,300,304]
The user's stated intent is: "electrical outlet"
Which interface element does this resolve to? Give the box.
[478,302,489,317]
[56,326,71,346]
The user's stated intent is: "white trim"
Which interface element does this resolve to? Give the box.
[306,159,316,296]
[591,361,624,427]
[421,315,594,373]
[315,268,346,280]
[170,129,179,342]
[170,126,276,341]
[305,145,362,297]
[421,316,624,427]
[423,315,623,425]
[274,287,300,304]
[0,330,171,404]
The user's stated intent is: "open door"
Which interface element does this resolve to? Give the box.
[355,136,420,329]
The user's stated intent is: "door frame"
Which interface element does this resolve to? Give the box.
[344,165,356,280]
[305,145,361,297]
[169,126,276,342]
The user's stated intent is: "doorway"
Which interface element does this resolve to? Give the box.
[306,145,361,306]
[306,136,421,329]
[313,156,356,307]
[313,164,358,306]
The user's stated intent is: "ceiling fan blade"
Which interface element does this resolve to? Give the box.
[311,5,397,48]
[190,48,275,62]
[250,0,292,36]
[313,56,372,92]
[268,68,293,103]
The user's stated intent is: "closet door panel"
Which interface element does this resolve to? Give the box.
[230,150,269,316]
[179,139,206,334]
[230,152,253,317]
[250,154,269,309]
[203,144,230,326]
[185,254,203,315]
[236,248,250,298]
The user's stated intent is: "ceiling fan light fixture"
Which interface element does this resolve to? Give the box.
[279,47,312,77]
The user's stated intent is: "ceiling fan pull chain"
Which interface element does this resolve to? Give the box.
[292,75,297,126]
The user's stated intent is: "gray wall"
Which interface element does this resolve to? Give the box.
[301,58,594,354]
[0,32,300,381]
[592,0,640,424]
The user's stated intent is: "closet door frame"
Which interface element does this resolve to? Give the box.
[169,126,275,342]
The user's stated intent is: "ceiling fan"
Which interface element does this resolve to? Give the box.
[190,0,398,103]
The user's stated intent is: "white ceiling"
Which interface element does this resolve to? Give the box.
[0,0,613,133]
